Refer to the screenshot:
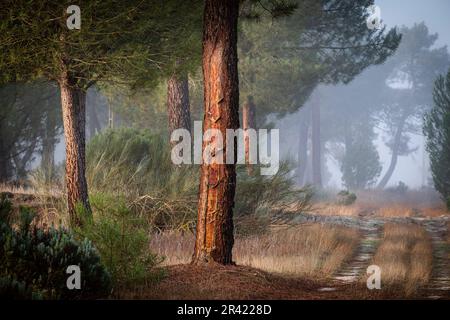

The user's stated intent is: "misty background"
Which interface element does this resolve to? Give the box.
[7,0,450,191]
[274,0,450,189]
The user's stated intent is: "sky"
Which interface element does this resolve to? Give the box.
[376,0,450,49]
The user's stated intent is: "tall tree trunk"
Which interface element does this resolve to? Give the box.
[192,0,239,265]
[0,128,11,183]
[59,72,91,226]
[311,93,322,187]
[87,91,101,140]
[377,116,406,189]
[41,104,57,180]
[167,73,191,140]
[13,138,37,179]
[243,95,256,175]
[297,114,309,186]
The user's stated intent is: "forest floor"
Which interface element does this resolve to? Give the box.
[2,186,449,300]
[142,199,450,300]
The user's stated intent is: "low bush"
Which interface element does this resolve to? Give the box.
[0,196,111,300]
[336,190,357,206]
[85,129,311,233]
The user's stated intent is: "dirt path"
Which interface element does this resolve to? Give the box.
[332,224,381,283]
[418,217,450,299]
[274,211,450,298]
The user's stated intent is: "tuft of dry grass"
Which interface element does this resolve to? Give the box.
[370,223,432,296]
[310,203,362,216]
[234,225,359,277]
[376,205,415,217]
[150,224,360,278]
[0,183,36,195]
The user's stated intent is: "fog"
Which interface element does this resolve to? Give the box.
[3,0,450,194]
[274,0,450,190]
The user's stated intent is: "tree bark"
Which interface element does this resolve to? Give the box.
[59,72,91,226]
[167,73,191,139]
[311,93,322,187]
[243,95,256,175]
[192,0,239,265]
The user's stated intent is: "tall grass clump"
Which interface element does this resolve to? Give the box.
[87,128,197,197]
[86,129,311,233]
[86,128,198,230]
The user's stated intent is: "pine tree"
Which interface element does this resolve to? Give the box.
[424,70,450,210]
[0,1,187,225]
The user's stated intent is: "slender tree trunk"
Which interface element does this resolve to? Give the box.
[13,138,37,179]
[243,95,256,175]
[192,0,239,265]
[311,93,322,187]
[167,73,191,140]
[59,72,91,226]
[87,91,101,140]
[297,114,309,186]
[377,116,406,189]
[0,129,11,183]
[41,104,57,180]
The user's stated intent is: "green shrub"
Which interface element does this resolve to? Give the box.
[86,129,311,234]
[76,193,163,291]
[86,128,198,198]
[386,181,409,195]
[235,162,312,217]
[0,193,13,224]
[86,128,198,230]
[336,190,357,206]
[0,276,43,300]
[0,201,111,300]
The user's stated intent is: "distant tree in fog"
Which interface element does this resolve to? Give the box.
[424,69,450,210]
[238,0,400,188]
[0,82,60,182]
[0,1,185,225]
[340,123,382,189]
[377,23,450,189]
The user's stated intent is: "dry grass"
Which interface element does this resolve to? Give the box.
[309,203,362,216]
[376,205,415,217]
[419,206,449,217]
[150,224,360,278]
[0,183,36,195]
[234,225,359,277]
[370,223,432,296]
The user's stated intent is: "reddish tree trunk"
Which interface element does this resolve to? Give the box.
[243,96,256,175]
[167,73,191,139]
[311,93,322,187]
[59,71,91,226]
[192,0,239,265]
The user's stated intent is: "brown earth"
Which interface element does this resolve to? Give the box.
[120,264,439,300]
